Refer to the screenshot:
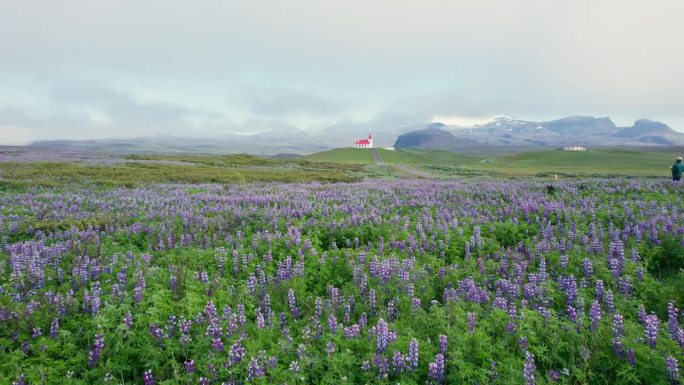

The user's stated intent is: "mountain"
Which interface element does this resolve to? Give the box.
[394,116,684,151]
[612,119,681,145]
[394,127,457,150]
[29,115,683,155]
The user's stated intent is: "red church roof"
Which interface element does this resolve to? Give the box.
[355,134,372,145]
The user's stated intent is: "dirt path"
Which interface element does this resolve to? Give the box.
[369,148,382,165]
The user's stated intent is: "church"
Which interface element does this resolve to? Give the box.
[354,134,373,148]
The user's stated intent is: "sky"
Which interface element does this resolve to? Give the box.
[1,0,683,145]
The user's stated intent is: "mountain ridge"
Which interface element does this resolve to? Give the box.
[394,116,684,151]
[28,116,682,155]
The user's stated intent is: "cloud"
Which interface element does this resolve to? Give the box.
[0,0,683,141]
[50,81,190,126]
[243,88,344,117]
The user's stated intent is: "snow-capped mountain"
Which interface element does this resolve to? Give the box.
[394,116,684,151]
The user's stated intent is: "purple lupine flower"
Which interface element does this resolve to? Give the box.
[595,280,604,302]
[369,289,377,314]
[548,369,560,381]
[361,360,371,372]
[143,370,155,385]
[392,351,406,372]
[519,336,528,353]
[612,313,624,356]
[439,334,448,355]
[411,297,421,311]
[669,302,680,338]
[212,337,224,352]
[375,318,389,353]
[637,304,647,324]
[287,289,300,318]
[428,353,445,383]
[635,267,645,281]
[267,355,277,369]
[589,301,601,332]
[605,290,615,313]
[666,356,680,384]
[88,333,105,368]
[374,353,389,377]
[12,374,26,385]
[467,312,477,334]
[184,359,195,374]
[49,317,60,339]
[247,357,265,379]
[618,277,632,297]
[289,360,300,374]
[582,258,593,279]
[246,274,256,295]
[123,312,133,329]
[408,338,419,371]
[344,324,360,339]
[567,306,577,323]
[626,348,637,366]
[256,311,266,328]
[645,314,659,348]
[149,324,165,342]
[328,314,338,334]
[523,352,536,385]
[229,341,245,364]
[326,341,336,355]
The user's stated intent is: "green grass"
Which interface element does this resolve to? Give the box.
[0,157,364,190]
[1,147,678,191]
[374,149,483,164]
[304,148,374,164]
[304,148,483,165]
[468,148,678,177]
[305,147,678,178]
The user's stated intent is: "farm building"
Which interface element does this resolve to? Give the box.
[561,146,587,151]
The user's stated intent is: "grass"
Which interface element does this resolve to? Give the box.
[0,157,364,190]
[304,148,374,164]
[374,149,483,165]
[469,148,678,177]
[1,147,678,190]
[304,148,483,165]
[305,147,678,178]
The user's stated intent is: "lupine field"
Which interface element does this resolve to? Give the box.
[1,177,684,384]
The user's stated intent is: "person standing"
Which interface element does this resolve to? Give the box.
[672,156,684,181]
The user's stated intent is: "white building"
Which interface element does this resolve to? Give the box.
[562,146,587,151]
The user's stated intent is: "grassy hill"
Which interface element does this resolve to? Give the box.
[304,148,375,164]
[304,148,483,165]
[3,147,679,190]
[305,147,681,178]
[473,148,679,177]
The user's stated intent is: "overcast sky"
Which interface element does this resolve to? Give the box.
[1,0,683,144]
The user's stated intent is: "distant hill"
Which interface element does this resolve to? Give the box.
[394,116,684,151]
[29,115,683,155]
[395,127,461,150]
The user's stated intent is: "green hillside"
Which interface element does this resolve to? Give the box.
[473,148,679,177]
[374,149,483,164]
[305,147,681,178]
[304,148,482,165]
[304,148,374,164]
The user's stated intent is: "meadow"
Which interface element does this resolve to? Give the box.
[0,148,683,385]
[306,147,682,178]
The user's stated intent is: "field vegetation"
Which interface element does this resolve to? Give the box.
[0,149,682,385]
